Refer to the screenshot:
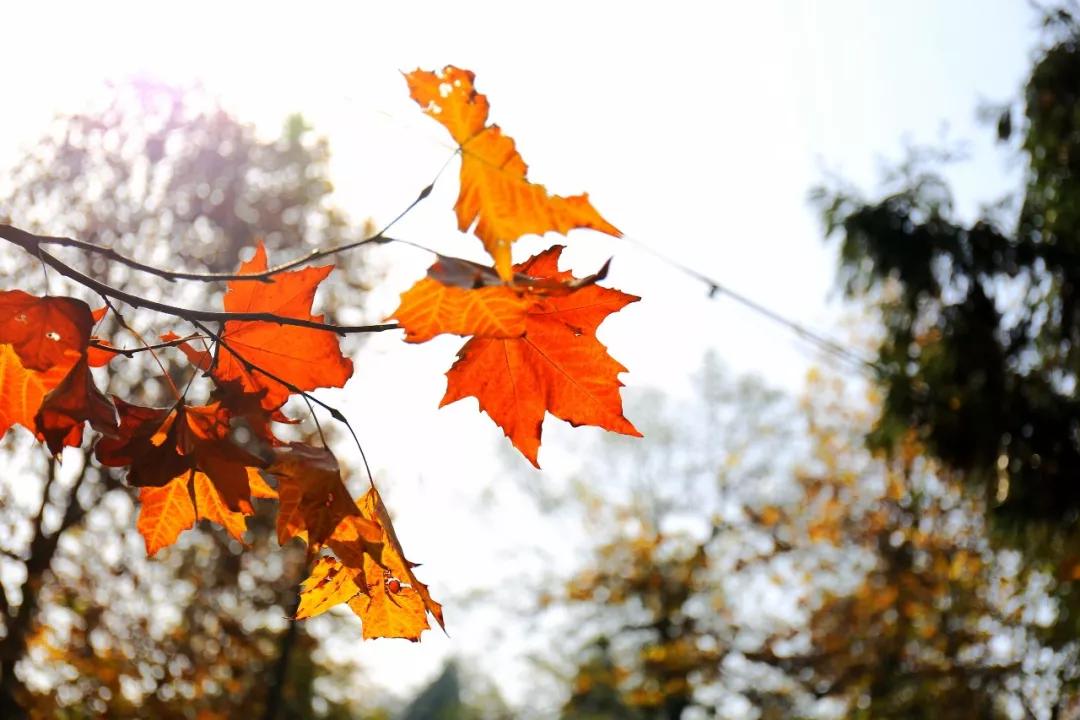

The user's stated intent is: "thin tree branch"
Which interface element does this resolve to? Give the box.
[100,296,183,399]
[32,459,58,537]
[88,334,210,359]
[0,458,66,718]
[0,226,399,335]
[190,319,378,487]
[616,231,879,374]
[262,561,307,720]
[191,320,360,440]
[23,227,397,282]
[0,179,436,285]
[373,179,436,237]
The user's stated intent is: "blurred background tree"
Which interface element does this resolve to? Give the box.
[814,7,1080,537]
[809,8,1080,691]
[542,361,1076,719]
[396,660,512,720]
[741,377,1072,720]
[0,78,378,718]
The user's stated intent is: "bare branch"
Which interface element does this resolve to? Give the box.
[88,334,209,359]
[0,225,400,336]
[190,320,375,483]
[0,179,437,285]
[22,227,397,282]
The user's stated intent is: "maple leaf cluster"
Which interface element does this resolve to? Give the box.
[0,252,443,640]
[394,67,641,466]
[0,66,639,641]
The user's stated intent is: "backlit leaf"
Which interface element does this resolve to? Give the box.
[441,246,640,466]
[136,469,270,557]
[209,243,353,411]
[98,400,270,554]
[0,291,92,442]
[390,276,530,343]
[268,443,380,552]
[0,344,73,441]
[296,488,443,640]
[295,556,363,621]
[137,472,199,557]
[35,355,118,454]
[406,67,620,279]
[0,291,93,371]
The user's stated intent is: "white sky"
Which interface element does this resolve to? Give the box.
[0,0,1038,710]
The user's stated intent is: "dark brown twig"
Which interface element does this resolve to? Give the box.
[28,229,395,282]
[0,225,399,336]
[88,333,210,359]
[190,320,361,442]
[0,180,436,285]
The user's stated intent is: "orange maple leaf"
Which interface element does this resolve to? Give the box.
[268,442,381,553]
[136,474,197,557]
[86,306,115,367]
[347,487,444,640]
[86,340,116,368]
[441,246,640,466]
[97,400,274,554]
[406,66,620,279]
[207,377,288,445]
[296,556,365,620]
[136,468,277,557]
[179,402,269,511]
[390,275,530,343]
[296,488,443,641]
[209,243,353,411]
[390,251,622,343]
[422,252,613,294]
[0,344,73,441]
[160,331,212,372]
[98,401,265,499]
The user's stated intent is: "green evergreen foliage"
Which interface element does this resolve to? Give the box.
[817,10,1080,529]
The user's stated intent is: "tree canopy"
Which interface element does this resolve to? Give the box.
[817,11,1080,533]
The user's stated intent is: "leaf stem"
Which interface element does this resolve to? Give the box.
[88,333,210,358]
[189,320,377,487]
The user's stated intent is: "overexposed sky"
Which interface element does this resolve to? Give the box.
[1,0,1038,708]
